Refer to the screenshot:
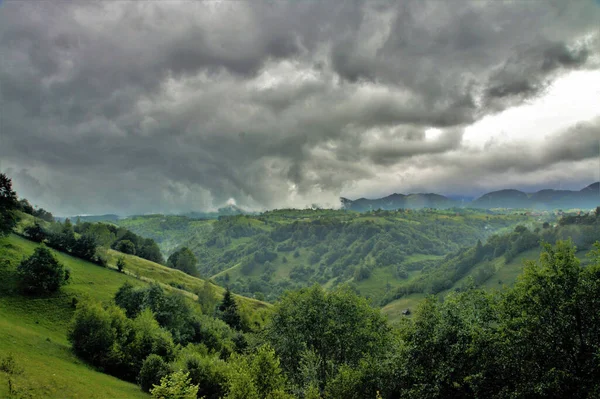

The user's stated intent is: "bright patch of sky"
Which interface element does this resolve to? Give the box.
[463,70,600,149]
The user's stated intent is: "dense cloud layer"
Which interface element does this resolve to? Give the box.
[1,0,599,215]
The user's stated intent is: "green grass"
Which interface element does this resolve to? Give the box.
[0,234,148,398]
[0,234,271,398]
[105,249,271,321]
[381,293,427,324]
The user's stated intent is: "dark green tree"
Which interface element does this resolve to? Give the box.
[17,246,69,295]
[497,240,600,397]
[167,247,198,276]
[0,173,18,236]
[138,239,164,264]
[23,222,47,242]
[115,239,136,255]
[116,256,126,273]
[139,354,171,393]
[217,288,242,330]
[71,234,98,260]
[267,285,391,391]
[114,282,144,318]
[18,198,34,214]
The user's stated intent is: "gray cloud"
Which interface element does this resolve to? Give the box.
[0,0,599,215]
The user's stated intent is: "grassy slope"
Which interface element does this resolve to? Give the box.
[104,248,270,323]
[0,234,148,399]
[0,234,270,398]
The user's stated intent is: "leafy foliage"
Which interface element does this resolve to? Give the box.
[16,246,69,295]
[167,247,198,276]
[139,354,171,393]
[0,173,18,236]
[267,285,391,391]
[150,370,198,399]
[218,287,243,330]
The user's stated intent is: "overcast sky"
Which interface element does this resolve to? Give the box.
[1,0,599,215]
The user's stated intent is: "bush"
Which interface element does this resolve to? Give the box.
[167,247,198,276]
[0,354,23,375]
[115,239,136,255]
[176,350,229,399]
[117,256,126,273]
[17,246,69,295]
[23,222,47,242]
[150,370,198,399]
[139,354,171,393]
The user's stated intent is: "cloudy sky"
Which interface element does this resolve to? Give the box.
[1,0,599,215]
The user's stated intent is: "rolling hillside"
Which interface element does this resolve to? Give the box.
[160,208,533,302]
[0,233,269,398]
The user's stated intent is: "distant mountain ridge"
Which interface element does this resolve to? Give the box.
[342,182,600,211]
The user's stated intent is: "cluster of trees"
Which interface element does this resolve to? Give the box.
[0,173,164,268]
[391,241,600,398]
[22,219,103,264]
[20,219,165,266]
[384,217,600,304]
[74,221,164,264]
[17,198,54,222]
[69,240,600,398]
[69,283,244,390]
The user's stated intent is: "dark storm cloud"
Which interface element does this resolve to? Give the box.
[0,0,599,215]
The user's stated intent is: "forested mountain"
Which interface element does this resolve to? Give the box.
[342,182,600,211]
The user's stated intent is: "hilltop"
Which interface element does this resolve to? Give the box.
[342,182,600,211]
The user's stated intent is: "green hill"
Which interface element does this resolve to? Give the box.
[114,208,536,303]
[0,233,268,398]
[0,234,149,398]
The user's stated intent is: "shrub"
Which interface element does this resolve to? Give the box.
[150,370,198,399]
[17,246,69,295]
[176,350,229,399]
[23,222,47,242]
[139,354,171,393]
[117,256,126,273]
[115,239,136,255]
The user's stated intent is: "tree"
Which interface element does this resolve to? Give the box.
[23,222,47,242]
[17,246,69,295]
[150,370,198,399]
[68,302,128,372]
[117,256,126,273]
[34,208,54,222]
[267,285,391,390]
[218,288,242,330]
[167,247,198,276]
[497,240,600,397]
[71,234,98,260]
[139,239,165,264]
[139,354,171,393]
[17,198,34,214]
[115,239,136,255]
[0,173,18,236]
[176,350,229,399]
[197,279,218,314]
